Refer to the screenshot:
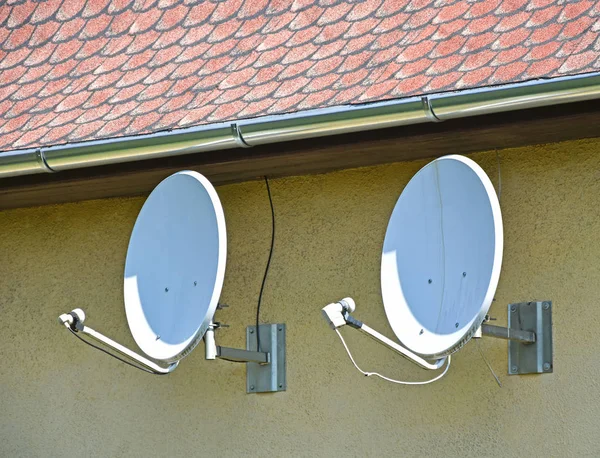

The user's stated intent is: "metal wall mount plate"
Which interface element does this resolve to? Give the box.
[246,324,286,393]
[508,301,553,375]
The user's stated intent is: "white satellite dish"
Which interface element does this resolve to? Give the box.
[59,171,286,389]
[58,170,226,373]
[381,155,503,358]
[124,170,226,362]
[320,154,551,385]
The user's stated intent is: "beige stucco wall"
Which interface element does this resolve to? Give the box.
[2,137,600,457]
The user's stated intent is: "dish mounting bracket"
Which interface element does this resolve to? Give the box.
[205,322,286,393]
[246,324,286,393]
[478,301,553,375]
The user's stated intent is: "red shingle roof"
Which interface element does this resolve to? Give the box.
[0,0,598,151]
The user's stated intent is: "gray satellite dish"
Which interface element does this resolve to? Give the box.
[124,170,227,363]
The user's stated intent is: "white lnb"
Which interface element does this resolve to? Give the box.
[58,309,86,327]
[339,297,356,313]
[71,308,86,323]
[321,298,356,330]
[58,313,74,326]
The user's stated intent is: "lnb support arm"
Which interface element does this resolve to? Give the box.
[322,299,446,371]
[58,309,179,375]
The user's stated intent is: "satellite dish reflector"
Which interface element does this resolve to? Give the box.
[124,170,226,363]
[381,155,502,358]
[59,170,285,384]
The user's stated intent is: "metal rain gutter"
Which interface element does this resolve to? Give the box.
[1,72,599,179]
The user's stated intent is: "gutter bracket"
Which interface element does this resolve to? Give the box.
[36,148,55,173]
[422,97,442,123]
[231,123,251,148]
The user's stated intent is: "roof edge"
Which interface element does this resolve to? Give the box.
[1,73,599,179]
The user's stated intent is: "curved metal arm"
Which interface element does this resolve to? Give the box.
[58,309,178,375]
[357,323,446,371]
[322,299,446,371]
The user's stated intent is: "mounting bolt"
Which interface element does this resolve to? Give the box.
[543,302,550,310]
[543,362,551,371]
[428,279,432,284]
[510,305,517,312]
[462,272,467,277]
[165,287,169,292]
[278,327,282,331]
[249,329,254,334]
[194,281,197,286]
[279,384,283,389]
[250,385,254,391]
[455,322,459,328]
[511,365,518,373]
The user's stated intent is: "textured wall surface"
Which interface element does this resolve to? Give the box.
[1,137,600,457]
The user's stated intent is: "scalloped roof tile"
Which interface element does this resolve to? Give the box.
[0,0,598,151]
